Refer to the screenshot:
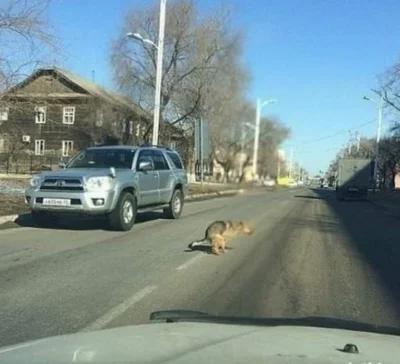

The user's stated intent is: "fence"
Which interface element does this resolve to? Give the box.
[0,152,62,174]
[0,141,193,175]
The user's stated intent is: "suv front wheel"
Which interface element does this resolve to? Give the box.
[163,188,183,219]
[108,192,137,231]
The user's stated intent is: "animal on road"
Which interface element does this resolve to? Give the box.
[188,220,254,255]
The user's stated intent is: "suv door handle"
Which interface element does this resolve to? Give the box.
[153,174,158,178]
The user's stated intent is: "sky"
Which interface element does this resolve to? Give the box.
[47,0,400,175]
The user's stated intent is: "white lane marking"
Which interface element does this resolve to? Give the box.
[176,254,205,271]
[82,285,157,332]
[0,340,47,354]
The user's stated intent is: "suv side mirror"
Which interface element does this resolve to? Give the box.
[138,160,152,171]
[59,161,66,169]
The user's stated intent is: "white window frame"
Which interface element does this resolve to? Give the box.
[34,139,45,155]
[62,140,74,157]
[63,106,75,125]
[135,123,141,137]
[96,110,104,127]
[0,107,9,121]
[35,106,47,124]
[129,120,133,135]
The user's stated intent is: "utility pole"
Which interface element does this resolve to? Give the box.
[289,147,293,180]
[252,98,261,180]
[277,159,281,180]
[356,132,361,152]
[373,94,383,191]
[363,93,384,192]
[200,118,204,183]
[239,124,247,179]
[152,0,166,146]
[251,98,277,180]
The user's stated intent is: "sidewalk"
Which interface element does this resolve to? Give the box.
[369,190,400,215]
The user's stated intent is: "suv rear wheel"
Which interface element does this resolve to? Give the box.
[163,188,183,219]
[108,192,137,231]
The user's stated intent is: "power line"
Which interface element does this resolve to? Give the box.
[288,119,376,148]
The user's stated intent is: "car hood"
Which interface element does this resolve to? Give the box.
[36,168,129,179]
[1,322,399,364]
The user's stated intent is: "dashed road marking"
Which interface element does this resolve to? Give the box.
[82,285,157,332]
[176,254,205,271]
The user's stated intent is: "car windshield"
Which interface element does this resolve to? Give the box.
[4,0,400,356]
[67,148,136,169]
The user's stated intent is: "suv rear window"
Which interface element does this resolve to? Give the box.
[68,148,136,169]
[167,151,184,169]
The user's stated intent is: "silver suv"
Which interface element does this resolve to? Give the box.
[25,145,188,231]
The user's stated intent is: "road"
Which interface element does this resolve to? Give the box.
[1,187,400,347]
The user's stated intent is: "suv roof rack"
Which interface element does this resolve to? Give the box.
[139,144,172,151]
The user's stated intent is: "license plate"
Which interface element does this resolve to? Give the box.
[42,198,71,206]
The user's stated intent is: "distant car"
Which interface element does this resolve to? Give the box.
[263,179,276,187]
[288,181,298,188]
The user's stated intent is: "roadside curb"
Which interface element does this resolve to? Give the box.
[0,214,19,225]
[0,189,246,226]
[185,188,244,202]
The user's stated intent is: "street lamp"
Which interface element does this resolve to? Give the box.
[126,0,166,146]
[126,32,158,49]
[252,98,277,180]
[363,94,383,191]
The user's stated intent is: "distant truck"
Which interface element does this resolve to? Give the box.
[336,158,373,201]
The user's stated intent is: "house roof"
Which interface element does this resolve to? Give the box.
[3,66,186,136]
[6,67,147,118]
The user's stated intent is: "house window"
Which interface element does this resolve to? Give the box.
[129,120,133,135]
[0,107,9,122]
[63,106,75,124]
[170,141,177,150]
[35,106,46,124]
[96,110,103,127]
[35,139,45,155]
[135,122,140,137]
[62,140,74,157]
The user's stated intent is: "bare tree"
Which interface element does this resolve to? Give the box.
[376,56,400,132]
[257,117,291,178]
[378,137,400,189]
[110,0,244,137]
[0,0,59,95]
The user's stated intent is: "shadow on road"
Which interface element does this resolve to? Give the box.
[13,211,167,231]
[311,187,400,319]
[184,245,234,254]
[295,195,324,200]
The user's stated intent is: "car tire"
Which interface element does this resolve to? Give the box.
[108,192,137,231]
[31,210,58,227]
[163,188,183,219]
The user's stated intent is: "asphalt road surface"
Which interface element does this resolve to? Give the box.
[1,187,400,348]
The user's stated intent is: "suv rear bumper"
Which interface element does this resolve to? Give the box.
[25,189,117,215]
